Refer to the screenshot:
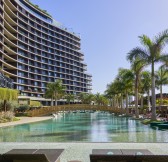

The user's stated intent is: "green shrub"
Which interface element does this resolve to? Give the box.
[0,111,14,123]
[25,0,52,17]
[30,101,41,107]
[156,99,168,105]
[17,105,29,112]
[141,119,151,125]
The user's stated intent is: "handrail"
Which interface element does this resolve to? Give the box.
[26,104,125,117]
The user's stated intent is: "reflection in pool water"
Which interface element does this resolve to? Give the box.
[0,112,167,142]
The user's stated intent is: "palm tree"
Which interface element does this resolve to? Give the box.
[128,58,146,118]
[104,84,114,106]
[95,93,102,105]
[78,93,95,104]
[45,80,66,106]
[65,93,75,104]
[127,29,168,120]
[155,65,168,107]
[45,83,54,106]
[95,93,108,106]
[141,71,152,111]
[86,93,95,104]
[78,93,87,104]
[117,68,134,115]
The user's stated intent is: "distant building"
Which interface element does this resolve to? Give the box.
[0,0,92,104]
[156,93,168,99]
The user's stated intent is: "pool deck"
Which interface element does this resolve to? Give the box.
[0,116,52,128]
[0,143,168,162]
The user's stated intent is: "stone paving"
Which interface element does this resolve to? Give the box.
[0,143,168,162]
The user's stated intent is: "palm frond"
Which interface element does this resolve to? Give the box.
[139,35,153,49]
[155,54,168,63]
[127,47,149,62]
[154,29,168,51]
[131,58,147,73]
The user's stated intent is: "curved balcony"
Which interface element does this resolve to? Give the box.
[2,52,17,62]
[4,1,17,19]
[4,18,17,34]
[3,10,17,26]
[2,42,17,55]
[5,0,17,12]
[1,59,17,70]
[0,69,17,78]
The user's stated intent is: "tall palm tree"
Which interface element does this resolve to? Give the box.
[45,83,54,106]
[128,58,146,118]
[45,79,66,106]
[117,68,134,115]
[127,29,168,120]
[112,77,126,112]
[104,84,114,106]
[155,65,168,107]
[141,71,152,111]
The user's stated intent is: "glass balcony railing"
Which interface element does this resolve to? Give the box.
[17,0,53,24]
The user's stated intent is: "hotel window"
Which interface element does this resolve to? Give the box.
[18,79,24,84]
[34,82,38,86]
[18,85,24,90]
[42,83,45,87]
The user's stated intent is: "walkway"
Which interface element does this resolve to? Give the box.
[0,143,168,162]
[0,116,52,128]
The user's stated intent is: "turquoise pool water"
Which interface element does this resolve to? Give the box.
[0,112,168,142]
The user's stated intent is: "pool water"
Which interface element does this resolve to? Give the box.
[0,112,168,142]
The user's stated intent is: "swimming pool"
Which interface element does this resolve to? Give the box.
[0,112,167,142]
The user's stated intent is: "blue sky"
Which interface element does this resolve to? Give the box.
[31,0,168,94]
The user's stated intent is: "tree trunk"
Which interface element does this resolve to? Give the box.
[160,85,163,108]
[51,97,53,106]
[126,91,129,115]
[4,100,7,112]
[120,95,123,114]
[116,97,118,108]
[114,97,116,107]
[55,97,57,106]
[141,95,144,109]
[135,75,139,118]
[110,98,112,106]
[151,61,156,120]
[147,91,151,112]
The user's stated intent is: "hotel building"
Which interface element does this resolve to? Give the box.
[0,0,92,104]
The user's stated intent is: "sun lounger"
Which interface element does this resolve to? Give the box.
[121,149,153,155]
[92,149,122,155]
[2,149,64,162]
[90,154,168,162]
[92,149,153,156]
[3,154,50,162]
[90,154,136,162]
[90,149,168,162]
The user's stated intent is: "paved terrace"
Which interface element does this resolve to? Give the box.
[0,143,168,162]
[0,117,52,128]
